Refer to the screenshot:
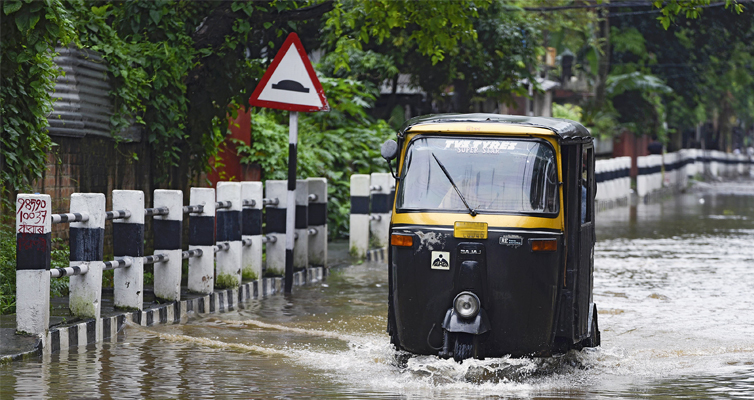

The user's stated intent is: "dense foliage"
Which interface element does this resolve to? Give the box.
[0,0,74,209]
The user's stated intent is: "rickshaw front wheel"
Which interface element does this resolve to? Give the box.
[453,333,474,362]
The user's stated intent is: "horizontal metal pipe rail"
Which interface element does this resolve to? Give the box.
[51,213,88,224]
[144,254,169,265]
[105,210,131,220]
[103,258,132,271]
[308,194,318,202]
[181,249,203,259]
[214,242,230,253]
[242,199,256,207]
[215,201,232,210]
[262,198,279,206]
[50,264,89,278]
[369,215,381,221]
[262,235,276,244]
[183,205,204,214]
[307,228,318,236]
[145,207,169,216]
[242,238,253,247]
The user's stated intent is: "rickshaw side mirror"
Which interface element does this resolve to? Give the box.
[381,139,399,161]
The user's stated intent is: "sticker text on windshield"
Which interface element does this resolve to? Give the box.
[444,140,517,154]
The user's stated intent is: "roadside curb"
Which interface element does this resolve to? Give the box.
[1,267,326,363]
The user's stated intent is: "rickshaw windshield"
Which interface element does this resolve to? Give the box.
[396,136,559,215]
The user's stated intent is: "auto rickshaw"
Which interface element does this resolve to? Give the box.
[380,114,600,361]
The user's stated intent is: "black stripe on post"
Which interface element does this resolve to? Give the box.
[153,220,182,250]
[16,233,51,270]
[265,208,286,234]
[51,330,60,353]
[68,325,78,348]
[351,197,370,214]
[308,203,327,226]
[86,320,96,344]
[69,228,104,262]
[189,215,215,246]
[103,317,111,339]
[288,144,297,190]
[242,208,263,236]
[285,249,294,293]
[113,223,144,257]
[371,193,391,214]
[216,211,241,242]
[295,205,308,229]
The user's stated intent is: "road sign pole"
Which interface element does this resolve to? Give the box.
[285,111,298,293]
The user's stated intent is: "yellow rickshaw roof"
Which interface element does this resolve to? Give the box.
[400,113,592,142]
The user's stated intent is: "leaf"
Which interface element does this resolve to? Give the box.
[3,0,22,15]
[15,9,30,32]
[149,9,161,25]
[263,22,272,30]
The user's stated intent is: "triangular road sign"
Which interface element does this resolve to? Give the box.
[249,33,329,112]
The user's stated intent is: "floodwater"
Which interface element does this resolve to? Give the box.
[2,180,754,399]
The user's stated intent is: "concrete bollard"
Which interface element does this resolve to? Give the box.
[16,194,52,336]
[216,182,242,288]
[349,174,370,258]
[369,173,391,249]
[264,180,286,276]
[153,190,183,301]
[112,190,144,310]
[294,179,308,270]
[188,188,215,294]
[69,193,105,319]
[307,178,328,267]
[241,182,263,281]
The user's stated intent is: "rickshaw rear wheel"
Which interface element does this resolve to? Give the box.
[453,333,474,362]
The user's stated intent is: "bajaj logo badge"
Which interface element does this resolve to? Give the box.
[500,234,523,248]
[431,251,450,270]
[460,249,482,255]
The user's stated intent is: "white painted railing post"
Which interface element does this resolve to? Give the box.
[369,172,391,249]
[241,182,263,281]
[216,182,242,288]
[188,188,215,294]
[112,190,144,310]
[69,193,105,319]
[349,174,370,258]
[15,194,52,336]
[153,190,183,301]
[293,179,309,270]
[265,180,286,276]
[307,178,328,268]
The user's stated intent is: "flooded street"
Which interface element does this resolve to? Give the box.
[3,180,754,399]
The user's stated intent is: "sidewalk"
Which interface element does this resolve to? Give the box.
[1,240,354,363]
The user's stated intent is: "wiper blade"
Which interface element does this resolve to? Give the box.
[432,152,477,216]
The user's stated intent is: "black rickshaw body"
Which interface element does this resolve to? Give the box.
[384,114,599,360]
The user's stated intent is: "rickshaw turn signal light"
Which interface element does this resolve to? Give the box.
[531,239,557,252]
[391,234,413,247]
[453,221,488,239]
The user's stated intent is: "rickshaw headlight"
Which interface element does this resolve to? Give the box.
[454,291,480,319]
